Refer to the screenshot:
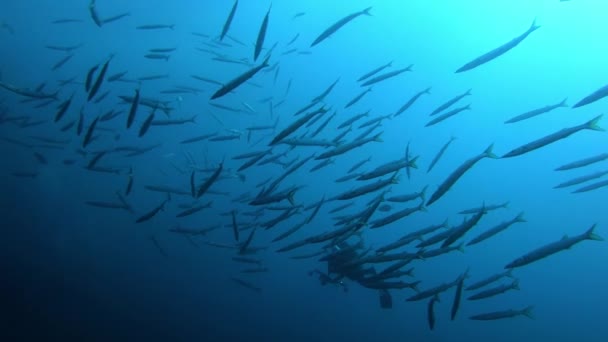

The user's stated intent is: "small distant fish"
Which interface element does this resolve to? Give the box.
[52,18,84,24]
[136,24,174,30]
[469,306,534,321]
[220,0,239,40]
[148,47,176,53]
[144,54,170,61]
[311,7,372,47]
[102,12,130,25]
[456,19,540,73]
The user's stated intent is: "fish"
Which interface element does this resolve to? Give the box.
[467,279,520,300]
[360,65,413,87]
[358,61,392,82]
[369,201,425,229]
[88,56,112,101]
[0,82,58,100]
[220,0,239,41]
[427,295,440,330]
[502,115,604,158]
[394,87,431,117]
[211,56,270,100]
[455,19,540,73]
[82,116,99,148]
[469,306,534,321]
[254,5,271,61]
[333,173,398,201]
[465,269,513,291]
[386,186,427,203]
[573,83,608,108]
[555,152,608,171]
[318,132,383,160]
[231,210,240,241]
[357,157,417,181]
[270,107,327,145]
[406,269,469,302]
[136,24,174,30]
[107,71,128,82]
[197,161,223,198]
[505,224,603,269]
[138,111,155,137]
[429,89,471,116]
[311,7,372,47]
[458,201,509,215]
[126,88,140,129]
[176,202,212,218]
[179,133,218,144]
[53,94,74,122]
[425,104,471,127]
[144,54,170,61]
[135,199,168,223]
[572,179,608,194]
[467,212,526,246]
[89,0,103,27]
[149,47,176,53]
[52,19,84,24]
[345,88,372,109]
[102,12,131,24]
[427,144,498,206]
[51,54,74,71]
[505,98,568,124]
[312,78,340,103]
[451,272,465,320]
[150,115,196,126]
[348,156,371,174]
[427,136,456,173]
[441,207,487,248]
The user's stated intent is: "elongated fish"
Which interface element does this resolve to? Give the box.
[360,65,413,87]
[311,7,372,47]
[572,179,608,194]
[429,89,471,116]
[467,279,519,300]
[394,87,431,117]
[505,224,603,269]
[427,136,456,173]
[345,87,372,108]
[135,199,168,223]
[555,152,608,171]
[502,115,604,158]
[425,104,470,127]
[220,0,239,41]
[427,144,497,206]
[469,306,534,321]
[505,98,568,124]
[467,212,525,246]
[427,295,439,330]
[88,56,112,101]
[455,19,540,73]
[211,56,270,100]
[358,61,392,82]
[465,269,513,291]
[254,5,271,61]
[554,170,608,189]
[573,83,608,108]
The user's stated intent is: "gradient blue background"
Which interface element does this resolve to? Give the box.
[1,1,606,341]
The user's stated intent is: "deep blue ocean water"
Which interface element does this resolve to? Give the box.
[1,1,607,341]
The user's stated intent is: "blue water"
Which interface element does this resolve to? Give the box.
[1,0,607,341]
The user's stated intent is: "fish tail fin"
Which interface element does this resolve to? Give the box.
[586,114,604,131]
[362,7,373,16]
[465,88,472,96]
[513,279,520,290]
[262,55,271,67]
[484,143,499,159]
[522,306,535,320]
[424,86,432,94]
[584,223,603,241]
[287,189,297,206]
[506,269,514,278]
[407,268,415,277]
[457,243,465,253]
[465,104,472,110]
[410,280,421,292]
[420,185,428,202]
[530,18,540,32]
[406,64,414,71]
[515,212,526,223]
[373,132,383,142]
[409,155,419,169]
[559,98,568,107]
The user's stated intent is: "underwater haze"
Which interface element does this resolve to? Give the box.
[1,0,607,341]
